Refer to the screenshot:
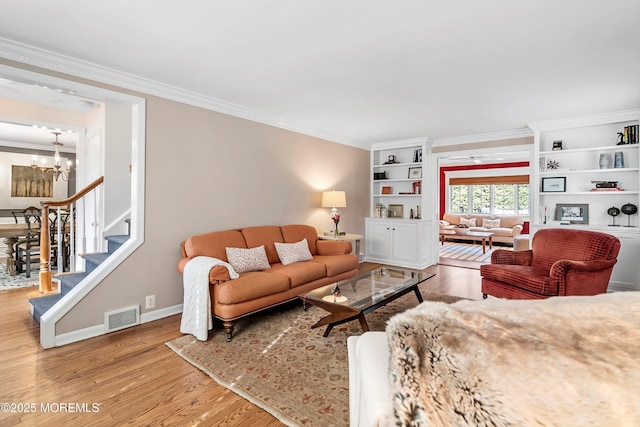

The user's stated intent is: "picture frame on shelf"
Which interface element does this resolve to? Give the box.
[374,171,387,180]
[408,167,422,179]
[541,177,566,192]
[388,204,404,218]
[552,140,563,151]
[381,186,392,194]
[556,203,589,224]
[539,156,546,172]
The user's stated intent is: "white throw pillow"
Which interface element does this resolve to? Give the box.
[274,238,313,265]
[460,217,476,227]
[482,218,501,229]
[225,245,271,274]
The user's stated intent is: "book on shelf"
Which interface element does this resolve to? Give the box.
[589,188,625,192]
[623,124,639,144]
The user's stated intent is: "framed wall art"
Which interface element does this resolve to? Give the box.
[556,203,589,224]
[541,177,566,192]
[11,165,54,198]
[388,204,404,218]
[408,167,422,179]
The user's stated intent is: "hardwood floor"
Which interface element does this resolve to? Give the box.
[0,263,481,426]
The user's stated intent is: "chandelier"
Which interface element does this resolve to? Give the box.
[31,132,73,181]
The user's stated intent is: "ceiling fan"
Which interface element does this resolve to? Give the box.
[443,155,505,164]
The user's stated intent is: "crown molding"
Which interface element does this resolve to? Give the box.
[430,127,533,148]
[0,38,368,150]
[527,109,640,132]
[370,136,429,151]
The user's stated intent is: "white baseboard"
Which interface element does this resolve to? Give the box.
[140,304,183,323]
[54,304,184,347]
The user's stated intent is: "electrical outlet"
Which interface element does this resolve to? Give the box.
[145,295,155,309]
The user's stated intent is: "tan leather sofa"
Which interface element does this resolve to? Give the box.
[439,213,524,244]
[178,224,359,341]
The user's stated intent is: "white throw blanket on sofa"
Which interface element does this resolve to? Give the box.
[180,256,239,341]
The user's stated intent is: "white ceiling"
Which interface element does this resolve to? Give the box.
[0,122,77,148]
[0,1,638,149]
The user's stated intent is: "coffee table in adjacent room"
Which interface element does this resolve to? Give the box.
[299,267,435,337]
[439,230,494,254]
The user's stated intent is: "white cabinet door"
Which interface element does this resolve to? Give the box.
[609,232,640,292]
[365,218,434,269]
[365,219,391,259]
[390,222,418,263]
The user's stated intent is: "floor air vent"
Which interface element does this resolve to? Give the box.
[104,305,140,332]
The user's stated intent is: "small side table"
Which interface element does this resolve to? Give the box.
[514,234,530,251]
[317,233,363,261]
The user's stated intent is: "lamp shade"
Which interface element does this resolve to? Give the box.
[321,191,347,208]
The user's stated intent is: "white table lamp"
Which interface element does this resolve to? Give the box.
[321,190,347,215]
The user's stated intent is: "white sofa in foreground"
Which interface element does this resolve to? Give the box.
[348,292,640,426]
[347,331,390,427]
[439,212,524,244]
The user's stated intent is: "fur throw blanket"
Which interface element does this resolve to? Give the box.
[386,292,640,427]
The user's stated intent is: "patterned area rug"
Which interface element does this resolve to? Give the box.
[166,290,463,427]
[0,263,39,291]
[439,240,512,264]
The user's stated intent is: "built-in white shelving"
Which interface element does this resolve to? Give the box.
[529,110,640,291]
[366,138,434,269]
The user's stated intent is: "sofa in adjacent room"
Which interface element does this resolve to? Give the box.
[178,224,359,341]
[439,212,524,244]
[348,292,640,426]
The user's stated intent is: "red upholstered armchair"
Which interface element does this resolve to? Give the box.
[480,228,620,299]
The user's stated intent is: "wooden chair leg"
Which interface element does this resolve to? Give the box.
[25,250,31,278]
[15,246,22,273]
[223,321,235,342]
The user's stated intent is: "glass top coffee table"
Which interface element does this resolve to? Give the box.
[299,267,435,337]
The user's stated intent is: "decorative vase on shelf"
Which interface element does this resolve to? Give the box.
[599,153,611,169]
[614,151,624,168]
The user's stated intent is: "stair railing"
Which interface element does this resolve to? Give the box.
[38,176,104,294]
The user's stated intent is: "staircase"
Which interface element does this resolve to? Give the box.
[30,234,129,323]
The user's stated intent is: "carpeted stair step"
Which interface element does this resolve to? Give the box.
[82,253,111,274]
[57,272,87,295]
[30,294,63,323]
[28,233,129,324]
[105,234,129,255]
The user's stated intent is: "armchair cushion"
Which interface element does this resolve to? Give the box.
[491,249,533,265]
[481,264,558,295]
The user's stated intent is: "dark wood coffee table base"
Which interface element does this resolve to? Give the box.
[302,284,424,337]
